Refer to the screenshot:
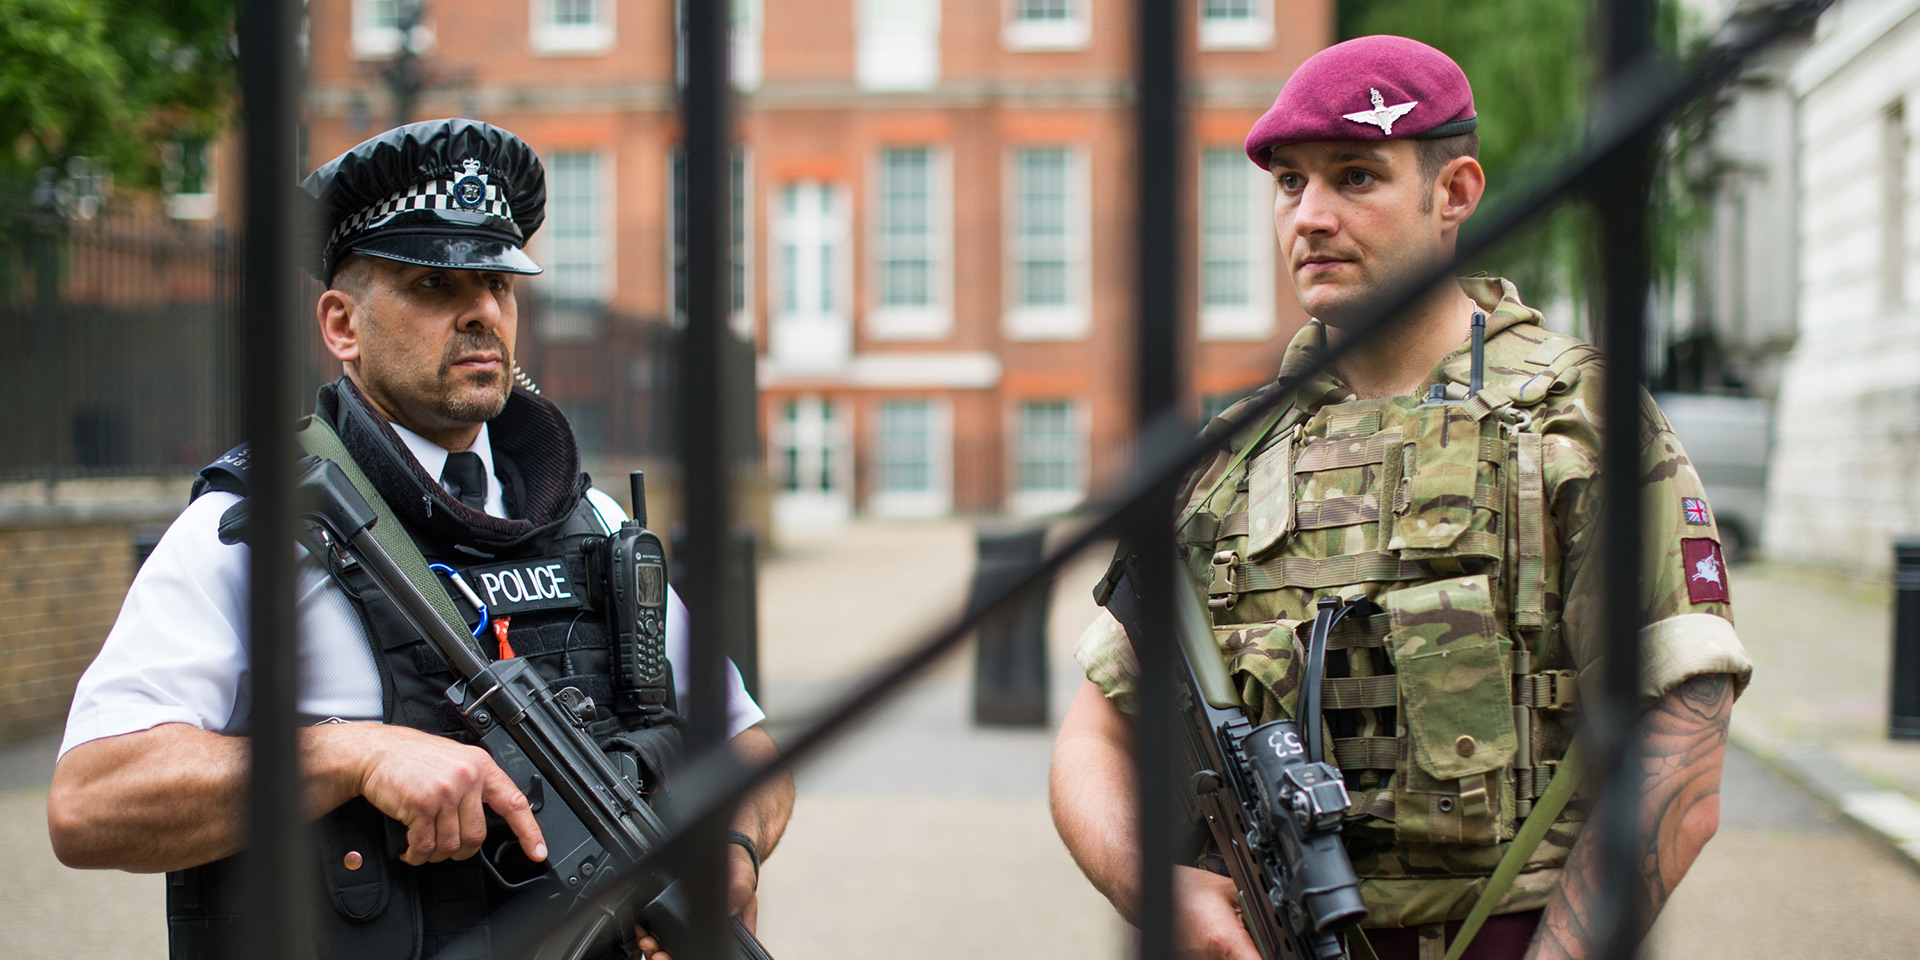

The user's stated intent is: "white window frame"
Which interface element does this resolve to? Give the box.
[667,147,755,339]
[1003,0,1089,51]
[352,0,433,59]
[868,146,952,341]
[163,137,216,221]
[537,150,615,343]
[1197,146,1276,341]
[1197,0,1273,51]
[733,0,763,91]
[858,0,942,91]
[530,0,614,56]
[869,397,953,517]
[1007,399,1087,516]
[768,181,855,373]
[673,0,762,90]
[1004,146,1091,341]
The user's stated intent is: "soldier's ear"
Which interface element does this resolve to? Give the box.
[1434,156,1484,232]
[317,288,362,364]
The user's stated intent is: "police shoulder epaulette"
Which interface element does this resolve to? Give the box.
[190,443,253,503]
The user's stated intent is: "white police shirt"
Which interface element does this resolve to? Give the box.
[59,420,764,760]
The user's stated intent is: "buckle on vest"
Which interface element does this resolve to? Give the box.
[1207,550,1240,610]
[1525,670,1580,711]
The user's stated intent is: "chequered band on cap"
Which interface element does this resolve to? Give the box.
[326,173,516,251]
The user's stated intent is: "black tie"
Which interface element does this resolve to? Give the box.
[441,451,489,511]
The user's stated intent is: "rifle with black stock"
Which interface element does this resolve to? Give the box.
[281,455,772,960]
[1098,551,1370,960]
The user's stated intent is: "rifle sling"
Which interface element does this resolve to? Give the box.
[1442,738,1584,960]
[295,415,483,661]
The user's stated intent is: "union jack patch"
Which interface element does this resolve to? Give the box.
[1682,497,1710,526]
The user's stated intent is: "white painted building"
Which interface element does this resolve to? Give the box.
[1765,0,1920,571]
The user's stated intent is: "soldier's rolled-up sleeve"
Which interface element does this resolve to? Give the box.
[1074,610,1142,716]
[1559,392,1754,706]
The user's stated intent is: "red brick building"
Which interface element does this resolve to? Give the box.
[304,0,1329,533]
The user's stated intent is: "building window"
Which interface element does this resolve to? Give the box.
[674,0,762,90]
[531,0,614,55]
[1006,147,1089,340]
[872,399,952,516]
[768,182,854,371]
[1198,146,1275,340]
[870,147,951,340]
[1004,0,1088,50]
[353,0,432,58]
[1885,100,1909,309]
[771,396,853,529]
[1198,0,1271,50]
[859,0,941,90]
[1012,400,1084,515]
[670,148,752,337]
[541,151,611,342]
[163,136,215,220]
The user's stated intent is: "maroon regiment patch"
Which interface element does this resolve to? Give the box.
[1682,538,1729,604]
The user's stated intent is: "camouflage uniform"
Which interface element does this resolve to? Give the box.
[1076,278,1753,929]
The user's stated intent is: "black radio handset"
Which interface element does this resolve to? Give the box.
[607,470,672,716]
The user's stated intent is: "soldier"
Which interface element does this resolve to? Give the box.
[48,119,792,960]
[1049,36,1752,960]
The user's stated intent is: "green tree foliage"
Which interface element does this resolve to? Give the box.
[0,0,233,193]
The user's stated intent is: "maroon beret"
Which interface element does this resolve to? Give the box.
[1245,35,1477,169]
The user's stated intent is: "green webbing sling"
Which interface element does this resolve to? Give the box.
[1442,739,1585,960]
[294,415,484,661]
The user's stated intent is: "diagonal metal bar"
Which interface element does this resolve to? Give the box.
[504,3,1827,955]
[237,0,310,955]
[1132,0,1187,956]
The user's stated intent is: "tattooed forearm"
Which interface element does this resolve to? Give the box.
[1524,674,1733,960]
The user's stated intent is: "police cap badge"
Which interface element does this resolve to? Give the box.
[1244,35,1478,169]
[301,118,547,281]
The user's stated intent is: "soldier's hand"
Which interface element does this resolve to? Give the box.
[1174,865,1262,960]
[339,722,548,866]
[634,844,759,960]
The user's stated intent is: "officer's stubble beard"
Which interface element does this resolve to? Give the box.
[348,299,515,434]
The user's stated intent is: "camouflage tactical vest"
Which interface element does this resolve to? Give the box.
[1177,306,1593,861]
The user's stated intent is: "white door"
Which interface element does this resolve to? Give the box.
[769,182,852,373]
[771,395,852,530]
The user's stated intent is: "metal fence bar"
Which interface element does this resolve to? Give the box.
[678,0,740,954]
[238,0,309,956]
[1592,0,1660,955]
[505,4,1827,955]
[1132,0,1186,956]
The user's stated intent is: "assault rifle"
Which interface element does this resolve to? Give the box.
[285,455,772,960]
[1098,552,1369,960]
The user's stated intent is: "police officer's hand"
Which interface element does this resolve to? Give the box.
[338,722,548,866]
[1174,865,1262,960]
[633,843,759,960]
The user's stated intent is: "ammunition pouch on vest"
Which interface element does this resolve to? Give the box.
[1180,323,1590,849]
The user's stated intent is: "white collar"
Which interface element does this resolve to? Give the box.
[389,421,507,518]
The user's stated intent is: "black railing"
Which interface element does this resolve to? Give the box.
[0,210,239,482]
[221,0,1831,957]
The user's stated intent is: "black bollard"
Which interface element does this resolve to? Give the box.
[1893,540,1920,741]
[971,524,1052,726]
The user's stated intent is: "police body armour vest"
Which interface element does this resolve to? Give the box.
[1179,307,1591,852]
[166,379,679,960]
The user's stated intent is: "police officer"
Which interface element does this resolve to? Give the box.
[1050,37,1752,960]
[47,119,793,960]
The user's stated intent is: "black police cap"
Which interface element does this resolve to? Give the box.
[301,118,547,281]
